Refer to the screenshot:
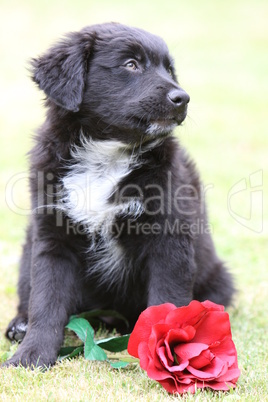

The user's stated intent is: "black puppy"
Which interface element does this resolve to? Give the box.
[4,22,234,368]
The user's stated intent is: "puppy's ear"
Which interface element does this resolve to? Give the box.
[31,31,94,112]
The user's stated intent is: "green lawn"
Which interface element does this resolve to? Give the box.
[0,0,268,400]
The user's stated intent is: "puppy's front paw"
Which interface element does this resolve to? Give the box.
[2,346,57,369]
[6,315,28,342]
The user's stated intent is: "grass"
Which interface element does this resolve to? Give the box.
[0,0,268,400]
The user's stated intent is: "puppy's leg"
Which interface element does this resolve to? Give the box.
[146,235,197,307]
[3,233,81,368]
[6,225,32,342]
[193,231,235,306]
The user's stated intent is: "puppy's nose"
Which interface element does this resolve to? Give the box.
[168,89,190,108]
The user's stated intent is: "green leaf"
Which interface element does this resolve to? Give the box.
[109,361,129,369]
[96,334,130,352]
[58,346,83,360]
[66,317,94,343]
[84,335,107,361]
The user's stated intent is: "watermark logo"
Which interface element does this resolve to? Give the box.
[227,170,263,233]
[5,169,264,234]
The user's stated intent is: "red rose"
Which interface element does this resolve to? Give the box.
[128,300,240,394]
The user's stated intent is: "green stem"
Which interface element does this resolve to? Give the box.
[106,354,139,363]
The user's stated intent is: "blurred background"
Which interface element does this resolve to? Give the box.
[0,0,267,333]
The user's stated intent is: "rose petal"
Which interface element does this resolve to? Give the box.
[171,361,189,372]
[210,336,239,367]
[192,311,232,345]
[159,378,197,394]
[157,345,173,368]
[157,377,179,394]
[152,341,170,370]
[158,345,189,372]
[148,324,170,356]
[187,356,227,380]
[165,326,196,345]
[147,324,172,370]
[137,342,150,370]
[166,300,207,328]
[189,349,214,369]
[174,342,209,361]
[201,300,224,311]
[174,375,192,384]
[216,367,241,383]
[128,303,176,357]
[164,326,196,361]
[146,356,175,381]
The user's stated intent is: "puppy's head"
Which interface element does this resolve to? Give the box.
[32,23,190,142]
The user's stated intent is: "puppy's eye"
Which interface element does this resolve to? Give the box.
[167,67,173,77]
[124,60,138,71]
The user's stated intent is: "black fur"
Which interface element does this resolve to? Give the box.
[4,23,234,368]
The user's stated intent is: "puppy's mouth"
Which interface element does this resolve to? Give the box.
[146,114,187,136]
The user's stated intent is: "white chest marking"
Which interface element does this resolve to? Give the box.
[61,137,143,234]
